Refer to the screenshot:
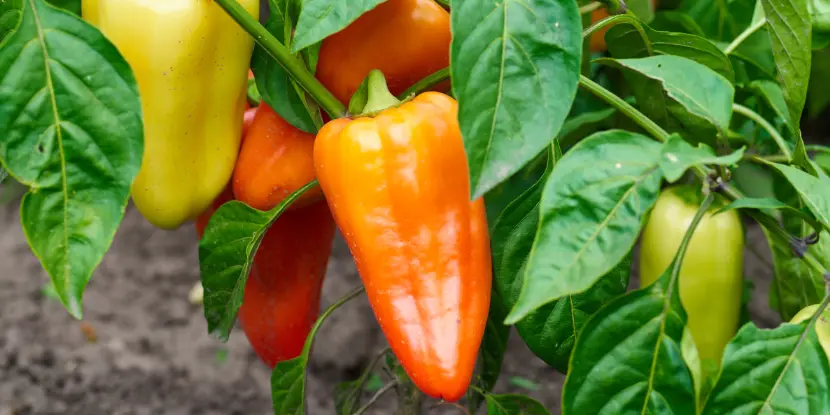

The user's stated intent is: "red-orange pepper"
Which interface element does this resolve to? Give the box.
[316,0,451,104]
[232,103,320,211]
[196,99,334,368]
[237,200,335,366]
[313,91,492,402]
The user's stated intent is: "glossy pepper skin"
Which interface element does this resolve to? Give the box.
[316,0,450,104]
[639,185,744,369]
[237,200,335,366]
[83,0,259,230]
[313,92,492,402]
[233,104,321,211]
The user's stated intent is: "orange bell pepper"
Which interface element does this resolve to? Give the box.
[313,90,491,402]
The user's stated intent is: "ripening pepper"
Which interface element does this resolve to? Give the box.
[316,0,451,104]
[237,200,335,366]
[313,78,492,401]
[233,103,321,211]
[82,0,259,230]
[639,185,744,371]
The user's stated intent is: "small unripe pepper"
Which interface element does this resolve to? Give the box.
[82,0,259,229]
[313,72,491,402]
[639,185,744,371]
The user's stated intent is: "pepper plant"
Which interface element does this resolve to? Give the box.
[1,0,829,413]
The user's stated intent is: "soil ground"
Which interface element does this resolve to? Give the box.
[0,199,780,415]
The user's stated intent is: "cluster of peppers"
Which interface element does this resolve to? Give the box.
[83,0,486,402]
[82,0,748,403]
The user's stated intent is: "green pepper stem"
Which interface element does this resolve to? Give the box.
[399,67,450,100]
[362,70,402,115]
[212,0,346,119]
[732,103,792,161]
[724,19,766,55]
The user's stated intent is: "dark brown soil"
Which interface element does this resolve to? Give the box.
[0,197,782,415]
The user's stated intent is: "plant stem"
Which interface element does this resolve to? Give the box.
[732,103,792,161]
[582,14,652,55]
[579,1,602,14]
[579,73,829,277]
[362,70,402,115]
[212,0,346,118]
[578,75,670,141]
[398,67,450,100]
[807,145,830,153]
[354,381,398,415]
[724,19,766,55]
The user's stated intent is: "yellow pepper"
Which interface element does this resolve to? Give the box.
[82,0,259,229]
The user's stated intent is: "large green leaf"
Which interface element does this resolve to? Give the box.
[451,0,582,198]
[199,182,318,341]
[599,55,735,147]
[506,130,663,323]
[0,0,143,318]
[814,0,830,32]
[605,22,735,82]
[562,191,711,414]
[291,0,384,52]
[251,0,320,133]
[491,141,631,371]
[702,321,830,414]
[749,80,797,138]
[762,0,812,130]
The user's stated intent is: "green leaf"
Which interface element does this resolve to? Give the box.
[484,149,549,227]
[605,22,736,82]
[768,162,830,232]
[508,376,540,391]
[627,0,656,23]
[599,55,735,147]
[451,0,582,198]
[272,287,364,414]
[649,11,707,37]
[0,0,143,318]
[762,0,813,130]
[468,287,510,411]
[485,394,551,415]
[562,254,697,414]
[749,80,796,137]
[659,135,744,182]
[291,0,384,53]
[199,182,318,341]
[765,228,828,321]
[716,197,821,231]
[44,0,77,14]
[491,162,631,371]
[252,0,320,133]
[558,107,617,150]
[0,0,22,43]
[702,322,830,414]
[506,131,663,324]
